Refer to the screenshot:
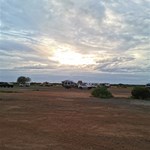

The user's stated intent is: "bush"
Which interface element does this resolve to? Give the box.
[131,87,150,100]
[92,87,113,98]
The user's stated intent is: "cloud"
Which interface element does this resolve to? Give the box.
[13,63,58,70]
[96,54,150,73]
[0,40,34,52]
[0,0,150,83]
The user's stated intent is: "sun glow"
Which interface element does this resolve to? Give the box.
[50,49,96,66]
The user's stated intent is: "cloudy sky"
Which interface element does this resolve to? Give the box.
[0,0,150,84]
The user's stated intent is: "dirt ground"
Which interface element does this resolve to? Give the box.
[0,86,150,150]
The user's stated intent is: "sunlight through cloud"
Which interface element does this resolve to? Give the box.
[50,49,96,66]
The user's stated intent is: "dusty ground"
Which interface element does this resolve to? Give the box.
[0,86,150,150]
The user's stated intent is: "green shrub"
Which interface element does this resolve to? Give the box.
[131,87,150,100]
[92,87,113,98]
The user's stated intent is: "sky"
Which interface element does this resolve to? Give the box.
[0,0,150,84]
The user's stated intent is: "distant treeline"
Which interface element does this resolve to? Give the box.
[10,82,145,87]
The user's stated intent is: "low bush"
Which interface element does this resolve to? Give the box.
[92,86,113,98]
[131,87,150,100]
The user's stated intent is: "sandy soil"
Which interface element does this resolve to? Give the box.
[0,86,150,150]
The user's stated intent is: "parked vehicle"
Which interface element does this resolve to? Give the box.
[19,82,30,87]
[100,83,111,88]
[62,80,77,89]
[78,83,92,89]
[90,83,98,88]
[145,83,150,89]
[0,82,14,88]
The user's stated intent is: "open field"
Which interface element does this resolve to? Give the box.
[0,86,150,150]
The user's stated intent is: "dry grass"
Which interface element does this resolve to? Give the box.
[0,86,150,150]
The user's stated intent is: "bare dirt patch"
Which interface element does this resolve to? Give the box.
[0,86,150,150]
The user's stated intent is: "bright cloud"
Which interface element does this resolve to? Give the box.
[50,48,96,66]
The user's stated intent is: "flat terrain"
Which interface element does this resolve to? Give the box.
[0,86,150,150]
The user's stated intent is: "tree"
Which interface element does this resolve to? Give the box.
[17,76,31,84]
